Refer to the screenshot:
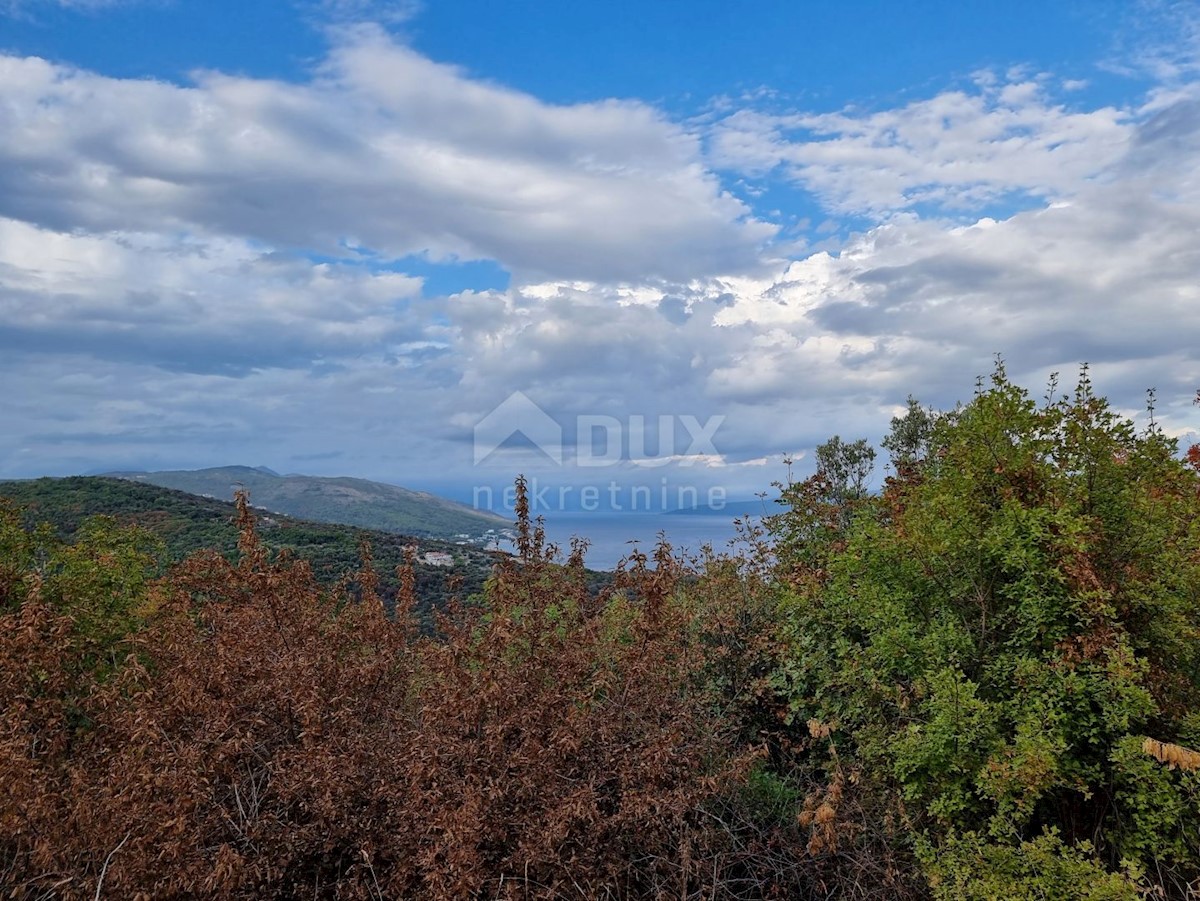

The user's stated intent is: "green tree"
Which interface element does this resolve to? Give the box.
[881,394,940,469]
[772,364,1200,897]
[815,434,876,507]
[0,501,160,674]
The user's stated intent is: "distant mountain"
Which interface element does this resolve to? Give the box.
[102,466,506,539]
[0,476,511,619]
[0,477,611,620]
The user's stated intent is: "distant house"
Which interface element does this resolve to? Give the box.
[422,551,454,567]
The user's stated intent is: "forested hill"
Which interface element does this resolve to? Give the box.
[102,465,506,539]
[0,476,511,615]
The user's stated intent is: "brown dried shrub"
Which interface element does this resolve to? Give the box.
[1143,738,1200,772]
[1,483,819,900]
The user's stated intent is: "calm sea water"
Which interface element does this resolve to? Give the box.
[496,512,758,571]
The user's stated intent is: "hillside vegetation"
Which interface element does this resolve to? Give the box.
[0,476,508,616]
[2,366,1198,899]
[104,465,506,538]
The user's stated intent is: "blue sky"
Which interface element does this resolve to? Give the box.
[1,0,1199,509]
[0,2,1141,105]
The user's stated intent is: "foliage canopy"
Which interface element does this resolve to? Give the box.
[770,364,1200,897]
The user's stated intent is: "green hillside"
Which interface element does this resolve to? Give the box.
[102,466,506,539]
[0,476,508,617]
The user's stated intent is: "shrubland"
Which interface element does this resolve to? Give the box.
[2,365,1198,899]
[0,476,525,617]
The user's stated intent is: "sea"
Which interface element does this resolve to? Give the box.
[490,511,761,571]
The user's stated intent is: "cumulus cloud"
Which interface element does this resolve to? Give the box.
[709,75,1132,216]
[0,217,428,374]
[0,31,773,283]
[443,85,1200,471]
[0,29,773,483]
[2,20,1199,489]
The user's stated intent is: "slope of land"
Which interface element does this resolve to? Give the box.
[102,465,506,539]
[0,476,513,616]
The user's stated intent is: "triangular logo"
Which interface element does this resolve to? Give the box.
[473,391,563,465]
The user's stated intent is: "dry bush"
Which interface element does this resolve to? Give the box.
[1,484,819,900]
[1143,739,1200,772]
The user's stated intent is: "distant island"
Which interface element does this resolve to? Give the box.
[665,498,774,517]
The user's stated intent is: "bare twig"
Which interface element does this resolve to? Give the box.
[93,831,131,901]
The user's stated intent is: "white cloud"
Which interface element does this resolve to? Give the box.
[439,84,1200,469]
[0,31,774,283]
[709,76,1132,216]
[2,24,1199,487]
[0,216,429,374]
[1105,0,1200,82]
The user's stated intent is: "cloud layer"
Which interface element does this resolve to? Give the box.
[710,74,1132,216]
[1,22,1198,492]
[0,33,772,283]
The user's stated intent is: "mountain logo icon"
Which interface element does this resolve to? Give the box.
[473,391,563,465]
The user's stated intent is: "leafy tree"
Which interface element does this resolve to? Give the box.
[0,500,160,671]
[881,394,940,470]
[815,435,877,507]
[771,363,1200,897]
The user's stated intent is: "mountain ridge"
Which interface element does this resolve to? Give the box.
[102,465,506,539]
[0,475,509,616]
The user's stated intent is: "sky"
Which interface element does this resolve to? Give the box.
[1,0,1199,510]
